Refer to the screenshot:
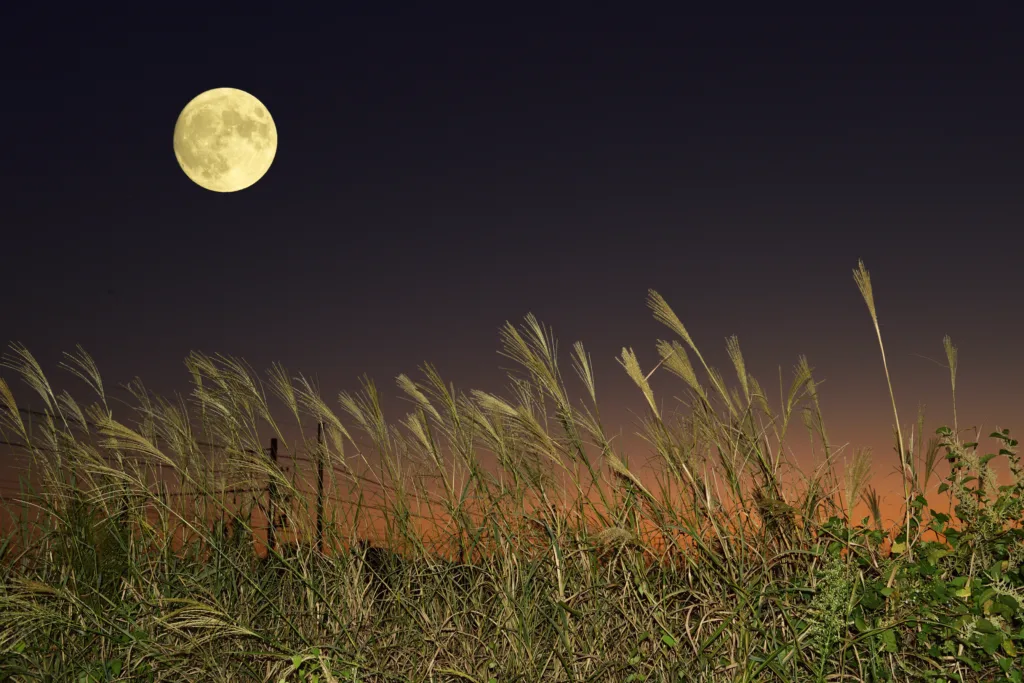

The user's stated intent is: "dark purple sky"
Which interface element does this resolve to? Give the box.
[3,13,1024,527]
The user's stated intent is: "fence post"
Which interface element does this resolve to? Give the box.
[267,437,278,554]
[316,422,325,555]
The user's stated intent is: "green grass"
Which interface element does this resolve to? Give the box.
[0,259,1022,682]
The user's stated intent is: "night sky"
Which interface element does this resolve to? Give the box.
[3,13,1024,530]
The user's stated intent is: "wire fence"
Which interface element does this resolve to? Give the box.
[0,405,534,557]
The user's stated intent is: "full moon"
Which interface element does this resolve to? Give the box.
[173,88,277,192]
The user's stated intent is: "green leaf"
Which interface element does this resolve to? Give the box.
[997,594,1020,613]
[862,592,883,610]
[975,619,998,634]
[881,628,898,653]
[979,632,1002,655]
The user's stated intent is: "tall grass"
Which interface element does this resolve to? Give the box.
[0,261,1022,682]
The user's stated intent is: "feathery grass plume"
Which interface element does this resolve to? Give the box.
[123,377,158,444]
[943,335,959,434]
[747,375,771,415]
[919,436,942,494]
[647,290,735,418]
[401,409,435,464]
[216,354,282,449]
[418,364,462,433]
[92,413,175,469]
[399,401,455,526]
[58,345,108,413]
[728,386,744,417]
[2,344,59,418]
[338,376,390,454]
[655,339,710,412]
[704,366,732,414]
[844,447,873,521]
[899,404,924,490]
[507,375,540,419]
[461,394,506,458]
[396,372,443,426]
[417,364,480,475]
[862,485,883,530]
[617,347,659,420]
[293,374,356,464]
[267,361,301,427]
[500,318,599,506]
[0,376,28,442]
[470,389,520,421]
[604,450,656,504]
[514,401,568,472]
[570,341,597,406]
[498,314,566,409]
[782,357,814,436]
[460,395,524,497]
[853,259,912,558]
[472,387,562,491]
[186,353,259,452]
[147,394,198,466]
[725,335,750,404]
[797,356,842,501]
[799,357,829,449]
[504,339,595,527]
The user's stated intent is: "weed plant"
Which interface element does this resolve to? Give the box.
[0,260,1022,681]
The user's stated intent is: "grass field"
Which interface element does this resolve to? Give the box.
[0,260,1022,682]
